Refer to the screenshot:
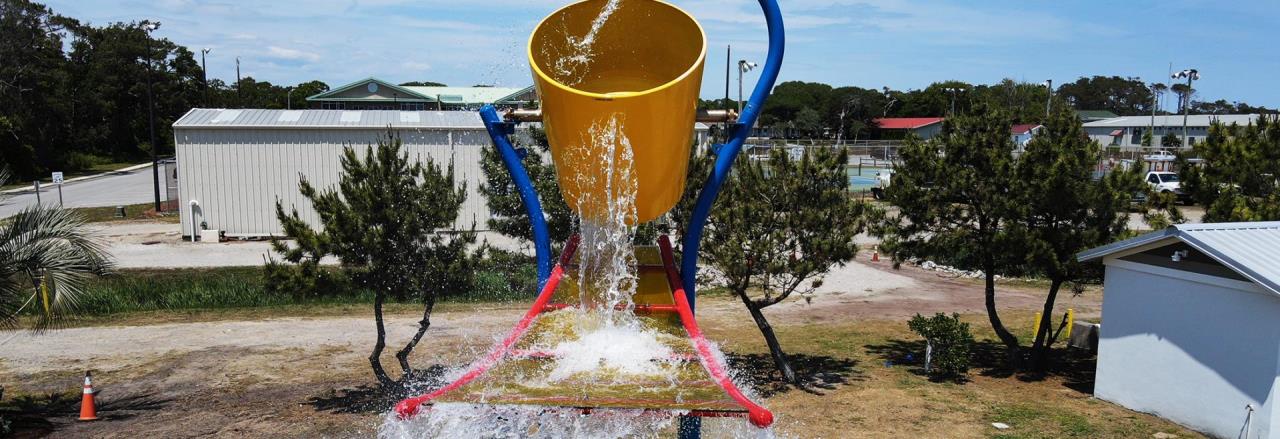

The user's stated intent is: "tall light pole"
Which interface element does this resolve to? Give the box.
[200,48,211,107]
[288,87,295,110]
[943,87,963,115]
[1172,68,1199,149]
[737,59,758,114]
[1043,79,1053,118]
[142,20,162,213]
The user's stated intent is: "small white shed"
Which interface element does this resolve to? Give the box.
[1079,222,1280,438]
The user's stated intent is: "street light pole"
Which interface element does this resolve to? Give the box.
[288,87,295,110]
[1173,68,1199,149]
[143,20,162,213]
[737,60,758,114]
[200,48,211,107]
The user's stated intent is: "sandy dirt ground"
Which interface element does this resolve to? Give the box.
[0,251,1130,438]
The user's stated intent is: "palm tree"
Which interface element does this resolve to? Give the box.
[0,169,112,332]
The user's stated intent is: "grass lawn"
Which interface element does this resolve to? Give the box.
[69,202,179,224]
[703,313,1201,438]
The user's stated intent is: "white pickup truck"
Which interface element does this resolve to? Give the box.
[1145,171,1187,203]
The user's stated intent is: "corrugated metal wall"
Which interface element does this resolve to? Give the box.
[175,128,491,237]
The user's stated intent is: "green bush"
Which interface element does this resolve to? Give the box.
[908,313,974,381]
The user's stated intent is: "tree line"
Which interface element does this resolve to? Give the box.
[703,76,1277,140]
[0,0,334,181]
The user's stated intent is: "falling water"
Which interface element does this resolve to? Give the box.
[380,1,778,436]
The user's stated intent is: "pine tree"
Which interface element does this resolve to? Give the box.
[477,126,575,246]
[1012,106,1140,369]
[265,132,476,387]
[1180,117,1280,222]
[691,146,867,385]
[877,105,1024,367]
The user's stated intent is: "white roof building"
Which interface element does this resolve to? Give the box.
[1083,114,1262,150]
[1079,222,1280,438]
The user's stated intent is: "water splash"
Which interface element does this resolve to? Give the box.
[569,114,639,317]
[549,0,623,85]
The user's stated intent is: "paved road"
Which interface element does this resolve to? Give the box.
[0,167,158,218]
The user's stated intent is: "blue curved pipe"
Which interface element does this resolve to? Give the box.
[479,105,553,290]
[680,0,785,310]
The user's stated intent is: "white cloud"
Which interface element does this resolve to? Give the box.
[402,61,432,71]
[265,46,321,63]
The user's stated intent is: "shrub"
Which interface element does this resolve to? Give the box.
[907,313,974,381]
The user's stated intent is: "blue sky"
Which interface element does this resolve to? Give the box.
[45,0,1280,108]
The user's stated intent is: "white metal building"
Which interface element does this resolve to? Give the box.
[1078,222,1280,438]
[172,109,493,238]
[1083,114,1260,150]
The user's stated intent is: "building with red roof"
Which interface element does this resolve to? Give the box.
[873,117,945,140]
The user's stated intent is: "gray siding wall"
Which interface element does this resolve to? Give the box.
[175,128,491,237]
[1095,261,1280,439]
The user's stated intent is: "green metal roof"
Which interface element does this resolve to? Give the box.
[306,77,533,105]
[403,86,529,104]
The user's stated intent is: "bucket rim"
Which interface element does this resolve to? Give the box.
[527,0,708,100]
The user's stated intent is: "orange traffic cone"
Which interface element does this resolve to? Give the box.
[79,371,99,421]
[871,246,881,263]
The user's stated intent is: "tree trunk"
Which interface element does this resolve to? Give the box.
[396,295,436,378]
[739,293,798,385]
[983,263,1021,369]
[369,292,396,388]
[1030,278,1064,370]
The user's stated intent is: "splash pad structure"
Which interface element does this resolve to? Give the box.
[393,0,784,435]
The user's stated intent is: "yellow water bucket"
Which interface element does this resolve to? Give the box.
[529,0,706,224]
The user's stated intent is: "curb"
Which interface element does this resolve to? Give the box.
[1,163,152,195]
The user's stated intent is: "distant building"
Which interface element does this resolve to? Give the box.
[1076,110,1119,123]
[1011,124,1043,152]
[874,117,945,140]
[307,77,537,111]
[1083,114,1261,150]
[1079,222,1280,439]
[173,109,493,237]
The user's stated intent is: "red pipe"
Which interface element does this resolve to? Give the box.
[657,235,775,428]
[394,235,580,419]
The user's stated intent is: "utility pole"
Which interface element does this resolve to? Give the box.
[737,59,758,114]
[1043,79,1053,118]
[1149,83,1158,147]
[724,45,731,143]
[235,56,242,108]
[143,20,162,213]
[201,48,211,107]
[1172,68,1199,149]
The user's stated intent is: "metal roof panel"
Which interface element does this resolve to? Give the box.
[173,109,485,129]
[1079,222,1280,295]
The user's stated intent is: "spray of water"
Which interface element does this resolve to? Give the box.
[549,0,623,85]
[379,2,780,435]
